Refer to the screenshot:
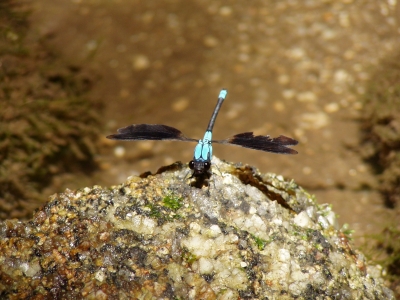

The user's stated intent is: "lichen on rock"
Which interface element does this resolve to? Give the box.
[0,157,394,299]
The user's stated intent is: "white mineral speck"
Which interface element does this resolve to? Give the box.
[188,289,196,298]
[227,268,248,289]
[167,263,185,283]
[130,215,141,227]
[306,206,316,219]
[217,269,231,280]
[272,217,283,226]
[290,262,307,281]
[198,257,214,274]
[330,252,348,269]
[181,235,215,257]
[129,215,156,234]
[256,202,268,216]
[95,270,106,282]
[288,280,309,296]
[23,260,41,277]
[250,214,266,231]
[293,211,313,228]
[311,271,326,285]
[219,290,237,300]
[244,185,266,202]
[158,247,169,255]
[19,262,29,274]
[208,224,222,237]
[318,215,330,229]
[278,248,290,262]
[325,211,338,228]
[189,222,201,234]
[233,216,245,228]
[227,233,239,243]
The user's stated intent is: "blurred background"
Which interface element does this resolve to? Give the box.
[1,0,400,292]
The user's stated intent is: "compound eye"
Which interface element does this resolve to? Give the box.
[189,161,195,169]
[204,162,211,171]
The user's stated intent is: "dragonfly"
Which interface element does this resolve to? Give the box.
[107,89,298,176]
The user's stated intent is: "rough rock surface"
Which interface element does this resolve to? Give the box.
[0,158,394,299]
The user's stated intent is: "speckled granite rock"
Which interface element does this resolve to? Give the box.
[0,158,394,299]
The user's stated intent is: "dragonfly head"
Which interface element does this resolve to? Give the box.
[189,160,211,176]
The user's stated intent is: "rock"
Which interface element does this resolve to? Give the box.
[0,157,394,299]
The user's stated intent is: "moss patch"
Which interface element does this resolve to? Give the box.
[359,51,400,298]
[360,52,400,208]
[361,226,400,296]
[0,1,101,219]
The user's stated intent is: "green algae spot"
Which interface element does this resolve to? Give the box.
[182,250,197,264]
[341,223,354,240]
[162,194,183,211]
[146,203,161,218]
[251,234,268,251]
[290,225,309,241]
[144,195,184,222]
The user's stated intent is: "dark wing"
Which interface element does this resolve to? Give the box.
[107,124,198,142]
[214,132,298,154]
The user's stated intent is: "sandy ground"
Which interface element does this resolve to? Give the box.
[29,0,400,248]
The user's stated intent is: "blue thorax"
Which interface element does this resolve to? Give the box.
[193,131,212,162]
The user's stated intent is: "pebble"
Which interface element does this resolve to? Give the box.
[302,166,312,175]
[334,69,350,83]
[287,47,306,59]
[219,6,233,16]
[273,101,285,112]
[131,55,150,70]
[282,89,295,99]
[114,146,125,158]
[299,111,329,129]
[297,91,317,103]
[203,35,219,48]
[172,97,189,112]
[324,102,339,113]
[277,74,290,85]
